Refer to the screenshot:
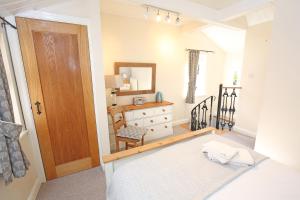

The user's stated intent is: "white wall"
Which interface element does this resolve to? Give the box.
[101,13,226,123]
[222,52,244,86]
[2,0,110,199]
[0,133,39,200]
[235,22,272,137]
[255,0,300,170]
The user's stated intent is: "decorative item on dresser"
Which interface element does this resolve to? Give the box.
[133,96,146,105]
[107,101,174,151]
[105,75,123,106]
[155,91,163,103]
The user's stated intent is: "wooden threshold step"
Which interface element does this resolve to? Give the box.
[213,115,235,123]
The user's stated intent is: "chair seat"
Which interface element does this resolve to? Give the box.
[117,125,147,140]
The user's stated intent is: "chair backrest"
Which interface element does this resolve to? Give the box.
[109,106,128,135]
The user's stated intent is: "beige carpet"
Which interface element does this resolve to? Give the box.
[37,126,255,200]
[37,167,106,200]
[222,131,255,149]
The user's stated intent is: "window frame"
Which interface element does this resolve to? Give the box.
[0,25,25,126]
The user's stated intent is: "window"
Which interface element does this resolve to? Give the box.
[0,26,24,125]
[195,52,208,96]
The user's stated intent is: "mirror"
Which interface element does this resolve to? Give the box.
[115,62,156,96]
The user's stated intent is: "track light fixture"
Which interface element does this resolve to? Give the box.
[176,15,181,24]
[165,12,171,23]
[156,10,161,22]
[143,5,181,25]
[144,6,149,19]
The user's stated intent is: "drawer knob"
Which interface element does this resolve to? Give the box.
[150,120,154,123]
[164,117,167,120]
[151,129,154,131]
[134,123,138,126]
[142,112,146,115]
[165,125,168,128]
[162,109,166,112]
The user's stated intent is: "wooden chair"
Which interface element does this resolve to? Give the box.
[109,106,146,152]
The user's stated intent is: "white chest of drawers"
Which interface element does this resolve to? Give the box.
[108,101,174,147]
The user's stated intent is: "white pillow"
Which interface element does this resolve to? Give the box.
[229,148,254,166]
[202,141,238,164]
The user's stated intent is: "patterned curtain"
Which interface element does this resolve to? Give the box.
[185,50,200,104]
[0,51,14,122]
[0,49,29,185]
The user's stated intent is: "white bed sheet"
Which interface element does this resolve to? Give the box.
[108,134,300,200]
[208,159,300,200]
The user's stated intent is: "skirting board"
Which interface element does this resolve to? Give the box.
[172,118,189,126]
[233,126,256,138]
[27,177,42,200]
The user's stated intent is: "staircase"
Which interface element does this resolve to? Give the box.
[190,96,215,131]
[190,84,241,131]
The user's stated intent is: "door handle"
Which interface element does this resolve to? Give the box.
[35,101,42,115]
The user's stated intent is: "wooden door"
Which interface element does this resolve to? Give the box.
[16,17,100,180]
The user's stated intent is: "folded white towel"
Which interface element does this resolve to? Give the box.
[202,141,238,164]
[202,141,254,166]
[206,152,231,164]
[229,148,255,166]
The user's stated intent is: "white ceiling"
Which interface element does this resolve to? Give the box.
[101,0,149,20]
[103,0,274,24]
[0,0,63,16]
[101,0,194,25]
[0,0,274,28]
[189,0,242,10]
[201,25,246,53]
[101,0,274,28]
[246,4,274,26]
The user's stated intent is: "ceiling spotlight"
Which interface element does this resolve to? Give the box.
[144,7,149,19]
[165,12,171,23]
[143,5,181,24]
[176,15,181,25]
[156,10,161,22]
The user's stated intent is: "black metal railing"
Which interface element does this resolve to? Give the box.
[190,84,242,132]
[191,96,215,131]
[216,84,242,131]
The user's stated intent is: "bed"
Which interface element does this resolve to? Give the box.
[103,128,300,200]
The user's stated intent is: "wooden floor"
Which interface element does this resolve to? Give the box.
[179,123,255,148]
[180,123,228,135]
[111,123,254,153]
[179,123,189,130]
